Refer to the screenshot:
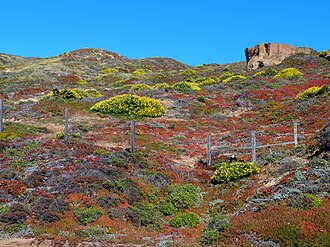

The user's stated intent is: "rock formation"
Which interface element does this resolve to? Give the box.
[245,43,314,70]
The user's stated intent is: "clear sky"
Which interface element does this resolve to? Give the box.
[1,0,329,65]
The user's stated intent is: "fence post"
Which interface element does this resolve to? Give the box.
[0,99,3,133]
[64,108,69,139]
[207,134,211,167]
[130,120,136,153]
[251,131,256,163]
[293,121,298,146]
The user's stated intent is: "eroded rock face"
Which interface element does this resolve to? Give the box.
[245,43,314,70]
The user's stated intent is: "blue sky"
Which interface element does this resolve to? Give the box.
[1,0,329,65]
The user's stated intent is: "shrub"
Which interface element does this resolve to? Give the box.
[152,83,170,90]
[129,203,161,229]
[210,162,259,184]
[90,94,165,118]
[159,201,177,215]
[254,68,277,77]
[42,88,103,101]
[102,67,118,74]
[295,85,329,100]
[318,49,330,58]
[77,79,88,85]
[163,184,201,210]
[73,207,103,225]
[199,229,219,246]
[130,83,152,91]
[219,72,234,81]
[172,82,201,92]
[180,69,197,76]
[222,75,246,83]
[288,193,323,209]
[133,69,146,75]
[195,77,220,86]
[170,212,200,228]
[274,68,303,79]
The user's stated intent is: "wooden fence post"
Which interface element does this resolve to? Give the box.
[64,108,69,139]
[130,120,136,153]
[207,134,211,167]
[251,131,256,163]
[0,99,3,133]
[294,121,298,146]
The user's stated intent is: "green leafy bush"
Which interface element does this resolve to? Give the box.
[219,72,234,81]
[163,184,201,210]
[254,68,277,77]
[295,85,329,100]
[75,225,110,239]
[129,203,161,229]
[73,207,103,225]
[210,162,259,184]
[172,82,201,92]
[274,68,303,79]
[159,201,177,215]
[289,193,323,209]
[170,212,200,228]
[90,94,165,118]
[199,229,219,246]
[130,83,152,91]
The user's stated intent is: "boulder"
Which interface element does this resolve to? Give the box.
[245,43,314,70]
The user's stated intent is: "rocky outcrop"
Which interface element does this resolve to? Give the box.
[245,43,314,70]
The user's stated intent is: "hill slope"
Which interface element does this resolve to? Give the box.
[0,47,329,246]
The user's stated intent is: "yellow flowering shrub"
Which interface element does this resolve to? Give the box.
[222,75,247,83]
[274,68,303,79]
[130,83,152,91]
[42,88,103,101]
[295,85,329,100]
[77,79,88,85]
[210,162,259,184]
[318,49,330,58]
[195,77,220,86]
[219,72,234,82]
[133,69,146,75]
[90,94,165,118]
[102,67,118,74]
[172,82,201,92]
[152,83,170,90]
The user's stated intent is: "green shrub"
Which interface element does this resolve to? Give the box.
[170,212,200,228]
[210,162,259,184]
[172,82,201,92]
[159,201,177,215]
[73,207,103,225]
[295,85,329,100]
[130,203,161,229]
[133,69,146,75]
[180,69,197,76]
[289,193,323,209]
[90,94,165,118]
[254,68,277,77]
[130,83,152,91]
[77,79,88,85]
[274,68,303,79]
[222,75,246,83]
[199,229,219,246]
[152,83,170,90]
[164,184,201,210]
[75,225,110,239]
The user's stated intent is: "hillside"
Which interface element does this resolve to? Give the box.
[0,46,329,246]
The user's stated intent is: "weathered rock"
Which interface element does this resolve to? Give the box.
[245,43,314,69]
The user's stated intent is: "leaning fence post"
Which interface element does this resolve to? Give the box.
[251,131,256,163]
[64,108,69,139]
[207,134,211,167]
[293,121,298,146]
[130,120,136,153]
[0,99,3,133]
